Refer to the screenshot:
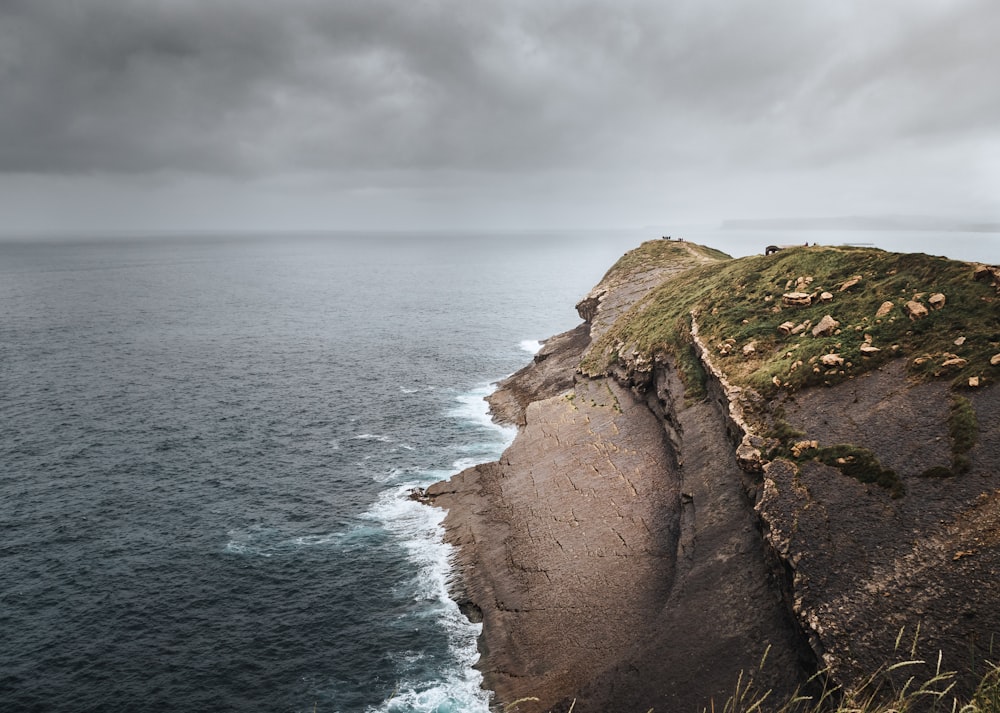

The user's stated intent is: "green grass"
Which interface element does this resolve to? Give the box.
[596,239,730,286]
[583,245,1000,399]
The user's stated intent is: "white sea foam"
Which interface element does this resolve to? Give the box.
[353,433,393,443]
[364,384,515,713]
[447,384,516,445]
[519,338,543,354]
[363,484,490,713]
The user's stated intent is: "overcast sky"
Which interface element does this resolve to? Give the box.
[1,0,998,233]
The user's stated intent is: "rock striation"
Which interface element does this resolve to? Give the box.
[426,241,1000,712]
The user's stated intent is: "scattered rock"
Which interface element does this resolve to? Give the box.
[839,276,862,292]
[969,376,981,388]
[819,291,834,303]
[859,344,881,356]
[782,292,812,306]
[791,322,809,335]
[905,301,929,320]
[954,336,966,346]
[778,321,796,335]
[992,354,1000,366]
[941,356,968,369]
[790,440,819,458]
[742,341,757,357]
[811,314,840,337]
[736,434,764,473]
[875,301,895,318]
[820,353,845,367]
[929,293,947,309]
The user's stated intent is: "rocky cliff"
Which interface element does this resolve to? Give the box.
[423,240,1000,712]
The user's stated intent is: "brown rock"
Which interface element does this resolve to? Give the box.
[820,353,845,367]
[790,439,819,457]
[791,322,809,335]
[969,376,981,387]
[929,293,946,309]
[782,292,812,306]
[992,353,1000,366]
[839,276,862,292]
[875,301,895,318]
[941,357,968,369]
[954,336,966,346]
[742,341,757,357]
[819,291,834,303]
[859,344,881,355]
[905,301,929,320]
[778,321,796,335]
[811,314,840,337]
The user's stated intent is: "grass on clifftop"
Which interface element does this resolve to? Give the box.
[596,239,732,287]
[583,244,1000,398]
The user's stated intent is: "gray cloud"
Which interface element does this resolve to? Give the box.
[0,0,997,228]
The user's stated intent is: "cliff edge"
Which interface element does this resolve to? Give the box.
[425,240,1000,712]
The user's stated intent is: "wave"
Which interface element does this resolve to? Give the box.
[519,338,543,354]
[447,384,517,445]
[353,433,393,443]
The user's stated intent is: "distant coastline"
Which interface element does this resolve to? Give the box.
[722,215,1000,232]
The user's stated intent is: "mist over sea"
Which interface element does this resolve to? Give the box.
[1,229,996,712]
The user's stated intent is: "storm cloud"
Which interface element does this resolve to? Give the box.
[1,0,998,229]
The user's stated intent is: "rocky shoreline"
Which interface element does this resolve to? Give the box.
[423,240,1000,712]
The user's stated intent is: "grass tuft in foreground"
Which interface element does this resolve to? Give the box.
[703,633,1000,713]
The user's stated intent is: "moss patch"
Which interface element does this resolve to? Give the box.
[809,444,904,498]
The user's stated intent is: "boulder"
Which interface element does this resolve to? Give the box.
[905,301,929,320]
[820,353,845,367]
[929,293,947,309]
[819,291,834,303]
[742,341,757,357]
[941,357,968,369]
[782,292,812,306]
[954,336,966,346]
[791,322,809,335]
[839,276,862,292]
[778,321,796,335]
[811,314,840,337]
[992,353,1000,366]
[875,301,895,318]
[859,344,881,356]
[969,376,981,387]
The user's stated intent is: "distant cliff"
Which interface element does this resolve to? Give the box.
[425,240,1000,712]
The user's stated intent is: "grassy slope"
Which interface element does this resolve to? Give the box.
[584,243,1000,397]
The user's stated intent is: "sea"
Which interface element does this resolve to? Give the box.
[1,228,997,713]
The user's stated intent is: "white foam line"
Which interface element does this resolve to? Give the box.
[366,383,513,712]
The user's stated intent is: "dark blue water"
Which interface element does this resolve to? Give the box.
[0,232,639,713]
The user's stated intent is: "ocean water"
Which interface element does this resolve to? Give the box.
[0,232,640,713]
[2,229,996,713]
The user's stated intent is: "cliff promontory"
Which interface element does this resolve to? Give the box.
[424,240,1000,712]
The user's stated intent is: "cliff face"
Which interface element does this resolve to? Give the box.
[425,240,1000,712]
